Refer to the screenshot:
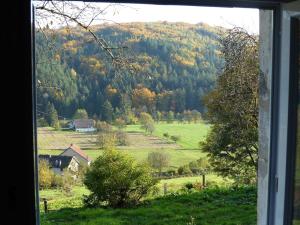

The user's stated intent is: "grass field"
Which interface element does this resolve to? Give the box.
[39,148,205,170]
[125,122,210,150]
[40,186,256,225]
[38,127,98,150]
[38,122,209,170]
[38,122,209,150]
[39,175,232,212]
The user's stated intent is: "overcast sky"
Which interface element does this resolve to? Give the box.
[95,3,259,34]
[35,2,259,34]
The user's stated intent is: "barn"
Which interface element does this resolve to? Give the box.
[70,119,96,132]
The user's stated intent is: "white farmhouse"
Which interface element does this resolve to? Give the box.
[70,119,96,132]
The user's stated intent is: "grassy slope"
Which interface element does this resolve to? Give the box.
[40,186,256,225]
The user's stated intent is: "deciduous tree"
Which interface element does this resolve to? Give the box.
[139,112,155,134]
[200,28,258,184]
[147,152,170,175]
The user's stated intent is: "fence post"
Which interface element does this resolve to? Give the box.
[43,198,48,213]
[163,183,168,195]
[202,174,206,188]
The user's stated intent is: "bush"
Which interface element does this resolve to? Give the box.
[116,130,130,146]
[193,181,204,190]
[84,149,158,208]
[166,169,176,176]
[190,168,201,174]
[39,159,76,192]
[188,158,211,175]
[163,133,169,138]
[96,121,113,133]
[97,132,116,150]
[125,112,138,125]
[115,118,126,129]
[170,135,181,143]
[38,159,53,189]
[77,165,88,184]
[37,118,48,127]
[53,120,60,130]
[51,174,63,188]
[61,170,76,195]
[178,165,192,175]
[185,182,194,190]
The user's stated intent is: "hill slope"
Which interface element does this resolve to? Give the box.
[36,22,225,120]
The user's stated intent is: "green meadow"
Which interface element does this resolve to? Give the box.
[38,122,210,170]
[125,122,210,150]
[39,175,233,211]
[38,122,257,225]
[40,186,256,225]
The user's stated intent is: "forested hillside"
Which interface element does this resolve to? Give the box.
[36,22,224,123]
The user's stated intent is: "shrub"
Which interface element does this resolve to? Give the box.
[196,157,210,169]
[61,170,76,195]
[96,121,113,133]
[178,165,192,175]
[170,135,181,143]
[166,111,174,123]
[97,132,116,150]
[163,133,169,138]
[116,130,130,146]
[59,119,70,128]
[190,168,201,174]
[115,118,127,129]
[38,159,54,189]
[53,120,60,130]
[84,149,158,208]
[51,174,63,188]
[185,182,194,190]
[188,158,211,175]
[206,180,219,188]
[125,112,138,125]
[166,169,176,176]
[193,181,204,190]
[37,118,48,127]
[77,165,88,184]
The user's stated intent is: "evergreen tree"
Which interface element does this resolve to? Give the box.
[73,108,88,119]
[102,100,114,122]
[45,102,60,129]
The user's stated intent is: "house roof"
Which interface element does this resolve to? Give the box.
[62,143,92,162]
[73,119,94,129]
[39,155,79,170]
